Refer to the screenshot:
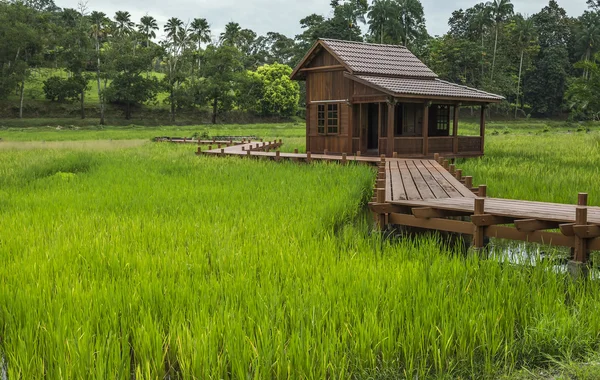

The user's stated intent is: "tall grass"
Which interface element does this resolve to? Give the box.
[0,142,599,378]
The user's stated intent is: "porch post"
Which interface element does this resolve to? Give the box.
[422,101,430,156]
[480,104,487,155]
[387,99,395,156]
[453,104,460,154]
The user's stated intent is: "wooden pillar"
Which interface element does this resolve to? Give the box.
[453,105,460,154]
[480,105,487,155]
[473,198,485,249]
[422,102,430,157]
[387,101,395,158]
[378,103,383,156]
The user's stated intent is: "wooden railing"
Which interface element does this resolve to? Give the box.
[394,137,423,155]
[428,137,454,154]
[458,136,482,153]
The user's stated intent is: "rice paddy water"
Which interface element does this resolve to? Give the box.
[0,126,599,378]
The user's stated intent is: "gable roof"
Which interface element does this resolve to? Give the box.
[291,38,438,80]
[291,38,504,103]
[349,74,504,103]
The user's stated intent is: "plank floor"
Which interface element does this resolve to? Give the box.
[385,159,475,202]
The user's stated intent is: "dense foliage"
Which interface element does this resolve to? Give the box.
[1,0,599,121]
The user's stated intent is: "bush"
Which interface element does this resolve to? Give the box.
[43,76,87,102]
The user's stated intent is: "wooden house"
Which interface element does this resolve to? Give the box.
[291,39,504,157]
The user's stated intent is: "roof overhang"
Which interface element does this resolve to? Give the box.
[345,73,504,104]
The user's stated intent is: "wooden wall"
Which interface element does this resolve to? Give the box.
[304,48,353,154]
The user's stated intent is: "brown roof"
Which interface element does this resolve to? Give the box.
[319,39,438,79]
[350,74,505,102]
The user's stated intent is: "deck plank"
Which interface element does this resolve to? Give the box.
[405,160,436,200]
[390,161,407,201]
[414,160,449,199]
[398,161,422,200]
[429,161,476,198]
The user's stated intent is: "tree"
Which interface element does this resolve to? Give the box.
[161,18,192,121]
[367,0,426,47]
[238,63,300,116]
[114,11,134,35]
[512,14,536,117]
[194,44,244,124]
[487,0,514,81]
[587,0,600,11]
[190,18,211,70]
[575,11,600,79]
[104,32,160,119]
[138,15,158,46]
[466,3,493,80]
[524,0,572,116]
[565,52,600,120]
[90,11,110,124]
[219,22,242,46]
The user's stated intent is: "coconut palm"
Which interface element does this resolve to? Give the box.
[190,18,211,70]
[114,11,134,35]
[513,14,535,117]
[395,0,426,47]
[137,15,158,46]
[164,17,183,45]
[368,0,395,44]
[487,0,514,81]
[220,22,242,47]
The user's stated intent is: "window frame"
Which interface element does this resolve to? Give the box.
[435,105,450,133]
[316,103,340,135]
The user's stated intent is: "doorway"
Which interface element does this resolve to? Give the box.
[367,103,379,151]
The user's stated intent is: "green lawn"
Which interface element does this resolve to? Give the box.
[0,123,599,378]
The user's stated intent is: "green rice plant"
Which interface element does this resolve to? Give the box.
[0,133,599,378]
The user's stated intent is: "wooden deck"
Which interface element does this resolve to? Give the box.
[191,139,597,267]
[370,155,599,266]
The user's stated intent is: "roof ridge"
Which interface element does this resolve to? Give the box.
[319,38,407,49]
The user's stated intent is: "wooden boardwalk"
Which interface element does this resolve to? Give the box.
[191,139,598,267]
[371,155,599,267]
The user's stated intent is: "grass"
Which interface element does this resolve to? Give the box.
[0,123,600,378]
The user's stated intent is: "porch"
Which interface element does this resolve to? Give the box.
[351,101,487,158]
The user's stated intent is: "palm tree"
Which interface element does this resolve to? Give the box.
[396,0,426,47]
[220,22,242,47]
[137,15,158,46]
[469,3,494,81]
[164,17,184,45]
[368,0,395,44]
[513,14,535,118]
[90,11,109,125]
[114,11,134,35]
[576,11,600,79]
[487,0,514,81]
[190,18,211,70]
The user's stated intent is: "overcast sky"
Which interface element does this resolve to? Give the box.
[62,0,589,42]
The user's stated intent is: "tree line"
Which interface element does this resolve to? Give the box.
[1,0,599,123]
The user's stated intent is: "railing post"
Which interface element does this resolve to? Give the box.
[208,145,212,151]
[306,152,312,163]
[478,185,487,198]
[356,151,361,157]
[449,164,456,175]
[393,152,398,159]
[275,150,280,162]
[568,192,590,280]
[473,198,485,249]
[455,169,462,181]
[434,153,440,162]
[197,146,202,155]
[464,176,473,189]
[443,159,449,170]
[342,153,347,165]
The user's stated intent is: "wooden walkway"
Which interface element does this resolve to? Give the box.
[191,139,598,267]
[371,155,599,266]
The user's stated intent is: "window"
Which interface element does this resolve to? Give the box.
[436,105,450,132]
[327,104,339,134]
[317,105,325,134]
[317,103,339,135]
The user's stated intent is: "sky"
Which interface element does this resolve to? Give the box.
[60,0,590,42]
